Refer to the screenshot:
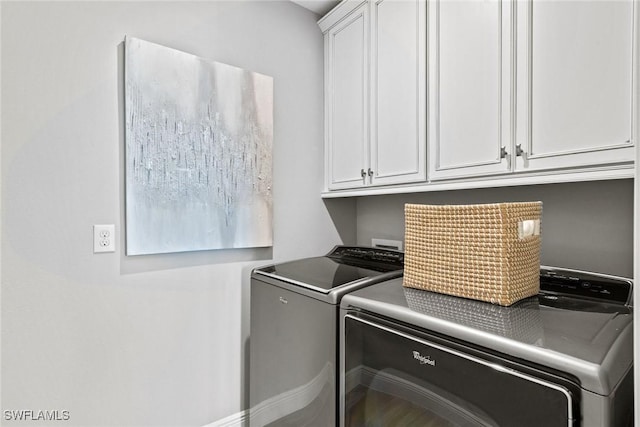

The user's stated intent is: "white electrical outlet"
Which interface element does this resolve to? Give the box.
[93,224,115,253]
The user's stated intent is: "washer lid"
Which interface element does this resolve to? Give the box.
[255,256,398,293]
[341,277,633,396]
[253,246,404,294]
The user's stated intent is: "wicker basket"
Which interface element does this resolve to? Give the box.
[403,202,542,306]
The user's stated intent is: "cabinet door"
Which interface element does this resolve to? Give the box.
[370,0,426,186]
[515,0,635,172]
[325,3,369,190]
[428,0,513,181]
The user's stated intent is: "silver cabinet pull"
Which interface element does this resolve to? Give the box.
[279,297,288,304]
[500,146,511,169]
[516,144,529,167]
[516,144,529,160]
[360,168,366,184]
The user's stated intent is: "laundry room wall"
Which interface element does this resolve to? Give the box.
[356,179,634,278]
[1,2,354,426]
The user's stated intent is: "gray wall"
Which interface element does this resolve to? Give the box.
[1,2,353,426]
[357,179,634,277]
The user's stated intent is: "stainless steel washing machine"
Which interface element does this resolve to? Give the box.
[249,246,403,427]
[340,267,633,426]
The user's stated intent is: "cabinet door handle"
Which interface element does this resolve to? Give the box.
[516,144,529,159]
[516,144,529,167]
[500,146,511,169]
[361,168,367,184]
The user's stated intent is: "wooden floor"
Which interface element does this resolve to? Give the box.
[345,385,456,427]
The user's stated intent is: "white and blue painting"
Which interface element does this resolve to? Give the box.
[125,37,273,255]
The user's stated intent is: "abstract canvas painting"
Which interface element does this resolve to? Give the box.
[124,37,273,255]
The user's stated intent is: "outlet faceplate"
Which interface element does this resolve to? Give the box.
[94,224,115,253]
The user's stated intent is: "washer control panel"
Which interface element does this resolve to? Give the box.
[540,267,632,305]
[329,246,404,268]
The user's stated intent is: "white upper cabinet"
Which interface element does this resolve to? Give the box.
[428,0,514,180]
[320,0,426,190]
[430,0,635,182]
[515,0,635,172]
[321,0,636,196]
[370,0,426,186]
[324,2,369,189]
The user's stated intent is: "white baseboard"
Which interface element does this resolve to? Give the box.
[202,410,248,427]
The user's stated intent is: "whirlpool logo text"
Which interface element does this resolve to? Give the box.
[413,350,436,366]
